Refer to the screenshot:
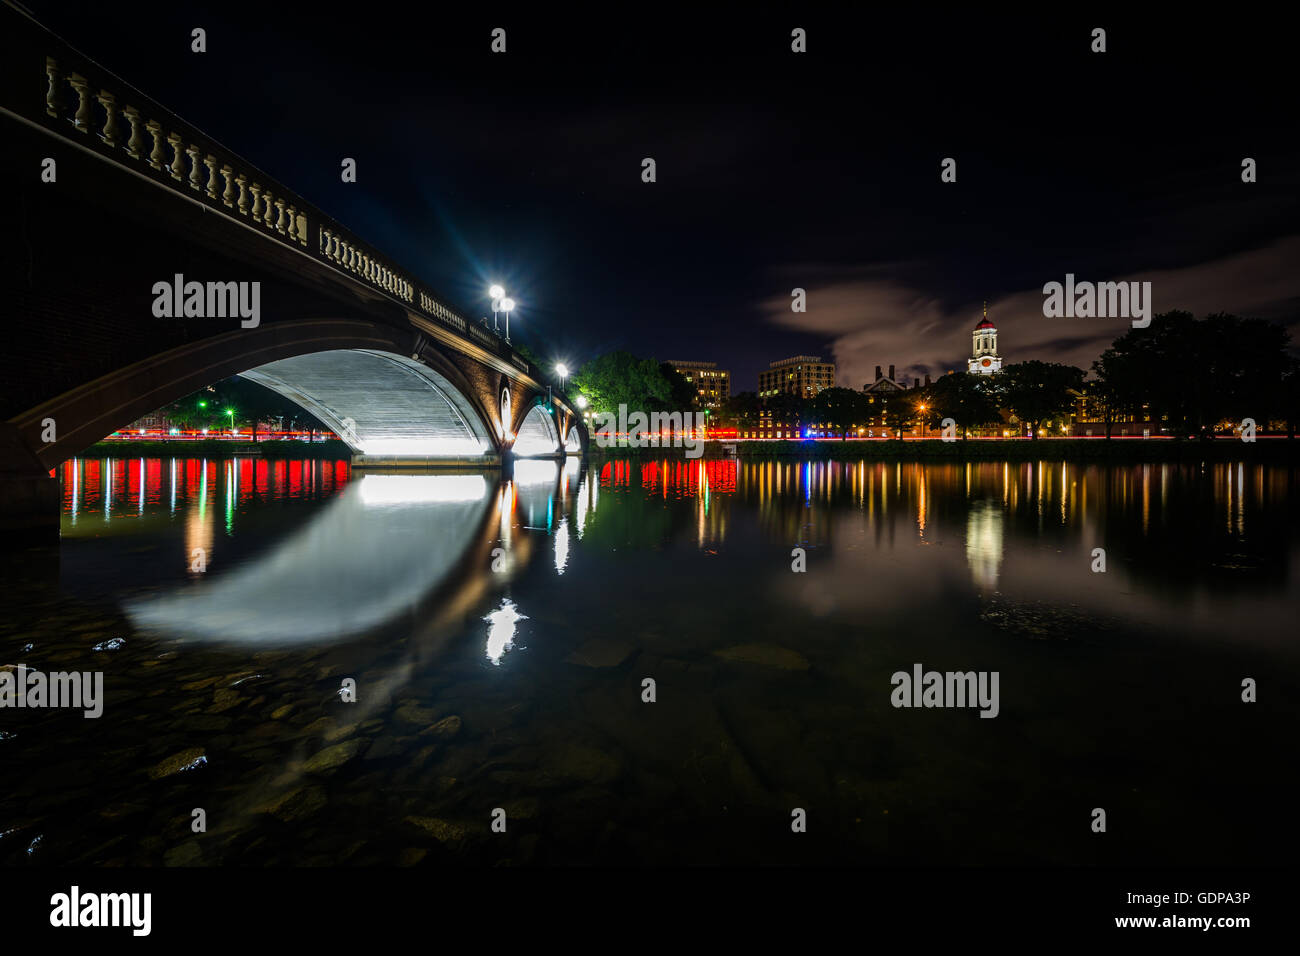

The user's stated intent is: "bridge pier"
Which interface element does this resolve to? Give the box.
[0,425,60,546]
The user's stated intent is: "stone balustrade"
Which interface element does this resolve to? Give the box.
[45,55,309,251]
[39,52,511,362]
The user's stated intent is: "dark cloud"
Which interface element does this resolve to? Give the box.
[763,237,1300,388]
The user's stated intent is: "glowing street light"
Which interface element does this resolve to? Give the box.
[555,363,569,391]
[575,395,588,409]
[225,407,235,435]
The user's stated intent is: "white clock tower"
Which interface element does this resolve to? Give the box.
[967,303,1001,374]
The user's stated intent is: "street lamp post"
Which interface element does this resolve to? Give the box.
[555,363,569,394]
[489,284,504,333]
[500,297,515,343]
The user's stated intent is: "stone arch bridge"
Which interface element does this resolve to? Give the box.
[0,3,587,541]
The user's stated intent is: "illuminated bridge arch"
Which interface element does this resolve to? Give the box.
[513,403,562,457]
[241,349,494,461]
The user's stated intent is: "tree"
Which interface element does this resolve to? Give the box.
[1079,378,1120,438]
[1095,312,1292,438]
[571,351,673,415]
[720,391,761,431]
[994,361,1085,439]
[881,390,921,440]
[765,390,814,437]
[1283,357,1300,440]
[660,363,698,410]
[812,387,866,439]
[916,373,999,439]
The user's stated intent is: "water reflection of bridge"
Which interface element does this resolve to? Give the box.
[123,457,595,646]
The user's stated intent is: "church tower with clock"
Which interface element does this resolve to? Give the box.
[967,304,1001,374]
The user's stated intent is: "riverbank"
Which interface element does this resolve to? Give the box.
[80,439,351,458]
[586,438,1300,462]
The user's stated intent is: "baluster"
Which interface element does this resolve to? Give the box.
[166,133,185,181]
[274,199,286,234]
[249,184,263,220]
[123,106,144,158]
[235,174,250,214]
[95,90,120,146]
[201,156,217,197]
[186,145,202,190]
[45,58,63,118]
[295,213,307,246]
[285,205,297,240]
[145,120,164,169]
[220,165,236,207]
[262,191,275,227]
[66,73,91,132]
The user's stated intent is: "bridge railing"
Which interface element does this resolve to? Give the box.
[2,2,542,379]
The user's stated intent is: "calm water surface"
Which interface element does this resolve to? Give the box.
[1,455,1297,865]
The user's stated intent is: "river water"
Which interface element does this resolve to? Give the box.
[1,455,1296,865]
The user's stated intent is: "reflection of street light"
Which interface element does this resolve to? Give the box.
[500,297,515,343]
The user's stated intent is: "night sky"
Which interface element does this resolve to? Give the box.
[26,4,1300,391]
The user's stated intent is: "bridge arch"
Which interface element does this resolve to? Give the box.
[241,349,494,460]
[513,403,562,457]
[11,318,503,470]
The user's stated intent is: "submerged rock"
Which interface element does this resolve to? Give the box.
[394,702,438,727]
[163,840,203,866]
[418,715,462,740]
[564,638,636,668]
[302,739,366,774]
[712,644,810,671]
[551,744,624,785]
[253,786,327,822]
[404,816,468,844]
[147,748,208,780]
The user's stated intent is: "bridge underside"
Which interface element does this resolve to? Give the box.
[241,349,495,464]
[513,403,562,458]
